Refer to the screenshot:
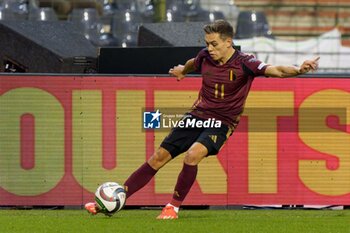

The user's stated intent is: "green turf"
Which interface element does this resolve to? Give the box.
[0,209,349,233]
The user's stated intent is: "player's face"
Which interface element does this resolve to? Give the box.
[205,33,232,63]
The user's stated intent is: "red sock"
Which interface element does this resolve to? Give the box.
[170,163,198,207]
[124,162,157,198]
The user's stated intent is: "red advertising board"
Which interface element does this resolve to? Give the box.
[0,75,349,206]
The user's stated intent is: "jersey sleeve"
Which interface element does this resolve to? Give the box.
[242,55,269,76]
[194,48,208,72]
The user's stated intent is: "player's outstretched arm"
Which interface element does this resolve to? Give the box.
[265,56,320,78]
[169,58,196,81]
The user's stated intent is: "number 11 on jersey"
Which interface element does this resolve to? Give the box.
[215,83,225,99]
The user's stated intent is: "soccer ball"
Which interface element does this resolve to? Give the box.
[95,182,126,215]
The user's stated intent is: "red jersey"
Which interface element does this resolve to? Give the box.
[190,48,268,128]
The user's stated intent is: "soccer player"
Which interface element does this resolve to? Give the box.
[85,20,319,219]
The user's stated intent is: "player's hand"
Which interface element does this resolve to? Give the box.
[169,65,185,81]
[299,56,320,74]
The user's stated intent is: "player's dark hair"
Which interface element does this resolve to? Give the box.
[203,20,234,40]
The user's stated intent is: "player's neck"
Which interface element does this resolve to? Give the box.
[218,48,235,65]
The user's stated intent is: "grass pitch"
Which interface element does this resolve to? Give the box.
[0,209,349,233]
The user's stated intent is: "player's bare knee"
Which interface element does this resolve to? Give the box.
[183,150,202,165]
[148,147,172,170]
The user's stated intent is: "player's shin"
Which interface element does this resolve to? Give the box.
[170,163,198,208]
[124,162,158,198]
